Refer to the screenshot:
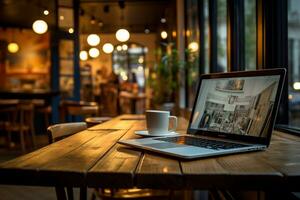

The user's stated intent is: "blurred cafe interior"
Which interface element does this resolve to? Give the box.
[0,0,300,199]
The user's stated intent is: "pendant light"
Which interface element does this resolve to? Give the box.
[115,1,130,42]
[116,29,130,42]
[32,20,48,34]
[89,48,100,58]
[102,43,114,54]
[7,29,19,53]
[87,34,100,46]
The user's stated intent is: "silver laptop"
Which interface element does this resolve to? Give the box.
[119,69,286,159]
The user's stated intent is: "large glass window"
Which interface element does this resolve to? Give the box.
[186,0,200,107]
[217,0,227,72]
[245,0,256,70]
[288,0,300,126]
[204,0,210,74]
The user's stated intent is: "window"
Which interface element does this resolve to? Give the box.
[217,0,227,72]
[288,0,300,126]
[185,0,200,107]
[244,0,256,70]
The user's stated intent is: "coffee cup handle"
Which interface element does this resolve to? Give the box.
[168,116,178,132]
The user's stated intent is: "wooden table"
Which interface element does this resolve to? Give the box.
[0,115,299,199]
[119,91,147,114]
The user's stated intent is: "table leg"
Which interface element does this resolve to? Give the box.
[66,187,74,200]
[55,186,67,200]
[80,186,87,200]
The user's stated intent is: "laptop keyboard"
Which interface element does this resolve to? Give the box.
[154,136,248,150]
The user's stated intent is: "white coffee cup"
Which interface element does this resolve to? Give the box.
[146,110,178,135]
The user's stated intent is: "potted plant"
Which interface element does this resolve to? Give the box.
[148,45,182,110]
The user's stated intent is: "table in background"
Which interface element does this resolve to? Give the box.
[119,91,147,114]
[0,114,299,200]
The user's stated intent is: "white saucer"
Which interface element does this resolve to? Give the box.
[135,130,179,137]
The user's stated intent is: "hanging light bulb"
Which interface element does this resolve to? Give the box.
[79,50,88,61]
[102,43,114,54]
[122,44,128,51]
[43,9,49,16]
[161,31,167,39]
[32,20,48,34]
[7,42,19,53]
[116,29,130,42]
[116,45,122,51]
[188,42,199,52]
[87,34,100,46]
[89,48,100,58]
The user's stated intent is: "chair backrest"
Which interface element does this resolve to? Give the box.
[47,122,87,143]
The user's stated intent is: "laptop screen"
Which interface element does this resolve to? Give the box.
[190,75,281,138]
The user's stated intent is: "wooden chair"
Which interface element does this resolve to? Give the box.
[47,122,87,143]
[60,100,99,122]
[47,122,87,200]
[5,101,36,152]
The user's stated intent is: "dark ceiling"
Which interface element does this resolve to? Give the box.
[0,0,172,34]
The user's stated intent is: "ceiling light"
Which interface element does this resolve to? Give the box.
[172,31,177,37]
[59,15,64,20]
[87,34,100,46]
[116,45,122,51]
[98,21,103,27]
[122,44,128,51]
[160,18,166,23]
[32,20,48,34]
[293,82,300,90]
[43,10,49,16]
[102,43,114,54]
[161,31,168,39]
[116,29,130,42]
[68,28,74,34]
[137,66,143,72]
[7,42,19,53]
[90,16,96,24]
[89,48,100,58]
[79,50,88,61]
[138,57,144,63]
[188,42,199,52]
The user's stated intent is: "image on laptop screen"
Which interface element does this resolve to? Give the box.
[190,75,281,138]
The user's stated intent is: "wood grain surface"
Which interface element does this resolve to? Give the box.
[0,115,299,191]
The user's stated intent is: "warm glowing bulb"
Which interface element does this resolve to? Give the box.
[43,10,49,15]
[32,20,48,34]
[137,66,143,72]
[7,43,19,53]
[122,44,128,51]
[116,29,130,42]
[161,31,167,39]
[102,43,114,54]
[172,31,177,37]
[68,28,74,34]
[89,48,100,58]
[293,82,300,90]
[138,57,144,63]
[87,34,100,46]
[188,42,199,52]
[116,45,122,51]
[79,51,88,61]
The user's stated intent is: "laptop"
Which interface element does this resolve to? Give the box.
[118,69,286,159]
